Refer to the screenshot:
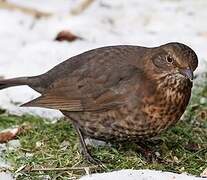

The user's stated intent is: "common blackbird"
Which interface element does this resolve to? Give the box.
[0,42,198,163]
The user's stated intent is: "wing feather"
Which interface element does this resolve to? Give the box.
[21,91,126,111]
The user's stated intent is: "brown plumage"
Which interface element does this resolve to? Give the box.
[0,42,198,163]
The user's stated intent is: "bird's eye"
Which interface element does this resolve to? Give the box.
[166,56,173,63]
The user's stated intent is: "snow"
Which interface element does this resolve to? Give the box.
[0,0,207,118]
[80,169,205,180]
[0,172,13,180]
[0,0,207,179]
[8,0,74,14]
[0,144,14,180]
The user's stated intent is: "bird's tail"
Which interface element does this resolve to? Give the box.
[0,77,30,90]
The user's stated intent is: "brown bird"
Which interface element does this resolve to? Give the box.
[0,42,198,163]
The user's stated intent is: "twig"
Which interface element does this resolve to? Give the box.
[15,165,27,174]
[0,1,52,18]
[24,165,100,172]
[70,0,95,15]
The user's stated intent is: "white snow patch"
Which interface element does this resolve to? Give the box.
[0,151,13,180]
[6,140,21,151]
[0,172,14,180]
[80,169,205,180]
[0,156,10,169]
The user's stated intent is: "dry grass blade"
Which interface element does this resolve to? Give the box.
[0,1,52,18]
[70,0,95,15]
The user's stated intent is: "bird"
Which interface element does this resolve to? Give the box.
[0,42,198,163]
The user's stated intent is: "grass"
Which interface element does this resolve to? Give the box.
[0,75,207,179]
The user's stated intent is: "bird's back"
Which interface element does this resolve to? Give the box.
[38,45,148,88]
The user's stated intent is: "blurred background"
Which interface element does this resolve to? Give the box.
[0,0,207,118]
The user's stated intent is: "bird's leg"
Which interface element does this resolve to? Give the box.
[72,123,102,165]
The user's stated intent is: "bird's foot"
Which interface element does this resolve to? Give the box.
[136,140,161,162]
[77,141,100,165]
[83,151,101,165]
[82,149,106,169]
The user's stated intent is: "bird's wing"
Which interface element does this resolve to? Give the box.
[21,90,127,111]
[22,46,145,111]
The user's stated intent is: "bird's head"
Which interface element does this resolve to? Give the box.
[150,42,198,81]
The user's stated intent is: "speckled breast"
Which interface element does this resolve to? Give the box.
[67,76,192,141]
[140,78,192,138]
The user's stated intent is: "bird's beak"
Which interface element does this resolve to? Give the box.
[179,68,193,81]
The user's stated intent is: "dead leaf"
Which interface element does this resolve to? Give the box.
[0,127,20,143]
[201,167,207,178]
[55,30,81,42]
[185,142,200,152]
[197,109,207,120]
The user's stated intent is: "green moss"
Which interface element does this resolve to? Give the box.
[0,75,207,179]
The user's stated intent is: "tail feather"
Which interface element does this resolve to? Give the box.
[0,77,30,90]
